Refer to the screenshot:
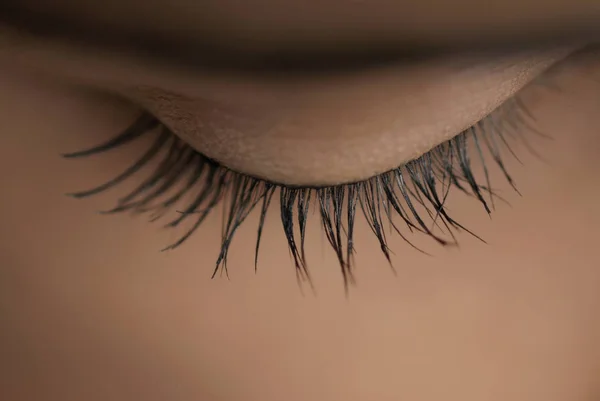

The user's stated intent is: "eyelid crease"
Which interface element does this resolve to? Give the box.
[63,96,535,288]
[0,1,597,74]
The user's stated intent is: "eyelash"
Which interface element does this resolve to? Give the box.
[63,95,537,287]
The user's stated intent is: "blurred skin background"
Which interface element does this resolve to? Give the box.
[1,1,600,400]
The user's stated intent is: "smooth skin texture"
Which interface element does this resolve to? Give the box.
[126,52,565,185]
[1,3,600,401]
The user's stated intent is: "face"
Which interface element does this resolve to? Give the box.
[1,2,600,401]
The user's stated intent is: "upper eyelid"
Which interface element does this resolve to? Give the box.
[0,22,564,188]
[124,49,568,187]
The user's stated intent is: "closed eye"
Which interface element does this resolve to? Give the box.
[63,90,545,288]
[0,11,589,286]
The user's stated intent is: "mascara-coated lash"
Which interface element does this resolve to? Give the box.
[63,96,537,287]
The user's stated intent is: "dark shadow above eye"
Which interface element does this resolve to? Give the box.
[0,0,599,75]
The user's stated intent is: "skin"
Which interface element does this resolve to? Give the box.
[1,3,600,401]
[127,54,564,185]
[0,26,577,184]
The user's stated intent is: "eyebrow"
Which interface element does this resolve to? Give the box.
[0,3,599,76]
